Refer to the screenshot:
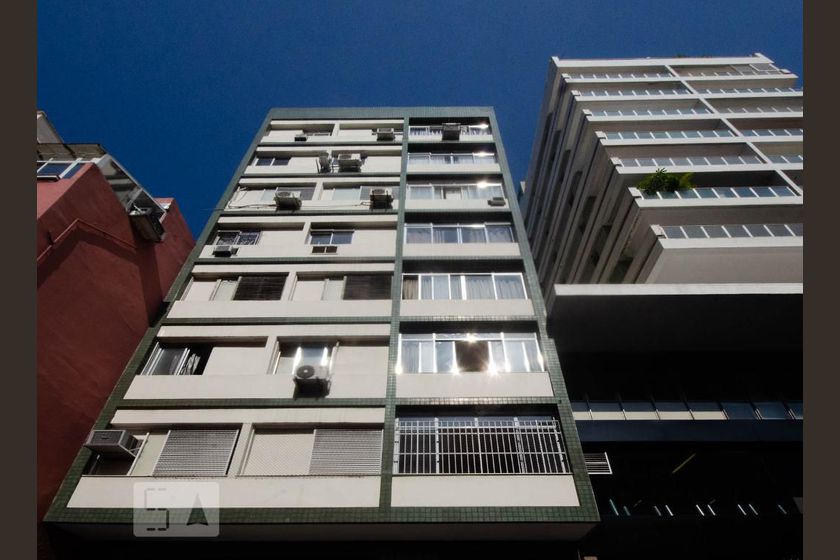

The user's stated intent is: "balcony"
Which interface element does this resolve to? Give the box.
[697,86,801,95]
[590,106,712,117]
[660,223,802,240]
[638,185,799,200]
[409,124,491,139]
[577,87,692,98]
[603,129,735,141]
[567,71,674,80]
[617,154,764,168]
[741,128,803,139]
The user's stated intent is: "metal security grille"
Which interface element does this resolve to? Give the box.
[584,452,613,475]
[309,429,383,475]
[394,417,569,475]
[152,429,239,477]
[233,275,287,300]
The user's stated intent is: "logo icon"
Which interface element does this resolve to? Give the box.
[133,481,219,537]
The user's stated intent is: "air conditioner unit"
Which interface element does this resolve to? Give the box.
[129,207,166,242]
[293,364,331,392]
[369,188,393,209]
[487,196,506,207]
[274,190,302,210]
[442,122,462,141]
[312,245,338,254]
[318,151,332,172]
[375,127,395,141]
[213,245,238,257]
[337,153,363,171]
[84,430,140,458]
[294,133,307,142]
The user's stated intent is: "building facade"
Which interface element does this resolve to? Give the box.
[45,108,599,554]
[520,55,803,558]
[37,112,195,522]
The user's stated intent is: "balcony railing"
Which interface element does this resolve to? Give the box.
[640,185,798,200]
[618,154,763,167]
[741,128,803,138]
[407,152,498,165]
[567,71,674,80]
[677,68,785,77]
[717,105,802,115]
[767,154,803,164]
[409,125,491,137]
[590,107,711,117]
[572,399,802,421]
[661,223,803,239]
[578,87,691,97]
[604,129,734,140]
[697,86,802,95]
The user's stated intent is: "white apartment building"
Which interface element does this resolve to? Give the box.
[46,108,599,546]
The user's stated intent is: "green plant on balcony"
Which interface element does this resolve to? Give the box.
[635,168,696,193]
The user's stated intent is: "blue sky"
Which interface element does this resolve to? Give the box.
[38,0,803,237]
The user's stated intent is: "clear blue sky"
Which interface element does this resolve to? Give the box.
[38,0,803,237]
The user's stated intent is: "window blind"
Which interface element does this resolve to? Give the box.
[152,429,239,477]
[234,275,287,300]
[343,274,392,300]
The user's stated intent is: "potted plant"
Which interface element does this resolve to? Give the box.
[635,168,696,194]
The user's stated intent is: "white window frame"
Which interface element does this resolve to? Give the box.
[214,229,262,245]
[401,272,526,301]
[404,222,514,244]
[396,332,544,374]
[271,342,338,375]
[141,343,206,376]
[307,229,355,245]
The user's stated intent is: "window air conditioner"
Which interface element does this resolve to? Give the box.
[487,196,506,207]
[442,122,462,141]
[294,133,307,142]
[312,245,338,254]
[129,207,166,242]
[337,153,363,171]
[369,188,393,209]
[274,190,302,210]
[84,430,140,458]
[375,127,395,141]
[293,364,331,392]
[213,245,238,257]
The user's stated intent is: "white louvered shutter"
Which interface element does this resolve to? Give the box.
[153,429,239,477]
[584,451,613,475]
[308,429,383,475]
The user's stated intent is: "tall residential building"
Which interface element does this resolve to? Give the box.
[521,55,802,558]
[45,108,600,557]
[37,111,195,523]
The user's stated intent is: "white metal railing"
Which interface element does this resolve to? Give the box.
[767,154,804,164]
[676,68,785,77]
[741,128,803,138]
[567,71,673,80]
[407,152,498,165]
[640,185,798,200]
[604,129,734,140]
[661,223,803,239]
[578,87,691,97]
[394,417,570,475]
[718,105,802,115]
[409,125,491,137]
[697,86,801,95]
[590,107,711,117]
[618,154,764,167]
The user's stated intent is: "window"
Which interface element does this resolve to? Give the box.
[407,152,498,165]
[291,273,390,301]
[394,416,569,474]
[401,273,526,300]
[242,428,383,476]
[141,343,212,376]
[211,275,288,301]
[404,223,515,244]
[308,229,354,245]
[214,230,261,245]
[152,429,239,477]
[273,343,334,375]
[398,333,543,374]
[407,182,504,200]
[329,186,398,201]
[254,156,291,166]
[37,160,83,180]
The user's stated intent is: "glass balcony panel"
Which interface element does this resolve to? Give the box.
[722,402,756,419]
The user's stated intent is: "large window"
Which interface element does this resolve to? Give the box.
[292,274,391,301]
[253,156,291,166]
[141,344,212,376]
[211,275,288,301]
[308,229,354,245]
[402,273,526,300]
[407,152,497,165]
[328,185,398,201]
[394,416,569,474]
[398,332,543,374]
[405,223,515,244]
[407,182,504,200]
[214,230,261,245]
[272,342,335,375]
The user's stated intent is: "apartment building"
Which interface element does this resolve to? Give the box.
[37,111,194,522]
[45,108,599,555]
[521,55,803,558]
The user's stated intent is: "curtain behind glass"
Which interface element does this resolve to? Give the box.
[401,341,420,373]
[406,226,431,243]
[465,275,495,299]
[402,276,418,299]
[495,275,526,299]
[486,225,514,243]
[460,226,486,243]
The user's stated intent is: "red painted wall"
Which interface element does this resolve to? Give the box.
[37,164,194,520]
